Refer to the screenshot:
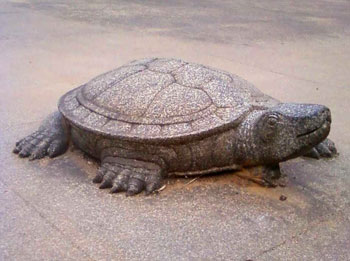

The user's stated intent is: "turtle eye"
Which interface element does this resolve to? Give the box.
[267,115,279,126]
[259,113,280,142]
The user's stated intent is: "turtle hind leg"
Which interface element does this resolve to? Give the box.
[13,111,70,160]
[94,157,163,196]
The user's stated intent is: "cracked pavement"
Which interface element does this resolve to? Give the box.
[1,0,350,260]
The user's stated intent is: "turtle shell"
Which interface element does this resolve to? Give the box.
[58,58,278,143]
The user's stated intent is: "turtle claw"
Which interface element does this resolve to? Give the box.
[145,182,161,195]
[19,149,31,158]
[126,189,141,197]
[99,171,116,189]
[110,170,129,193]
[317,138,337,157]
[99,180,113,189]
[93,167,106,183]
[13,112,69,160]
[14,131,67,160]
[93,175,103,184]
[95,160,162,196]
[145,175,162,194]
[304,138,337,159]
[303,148,320,159]
[126,178,145,196]
[13,146,21,154]
[48,140,67,158]
[316,144,332,157]
[110,184,124,194]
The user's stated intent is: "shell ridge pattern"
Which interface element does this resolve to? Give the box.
[141,83,172,117]
[146,62,189,76]
[141,71,176,117]
[146,58,188,74]
[91,69,146,100]
[140,59,190,118]
[143,82,213,120]
[60,58,256,142]
[83,69,174,122]
[82,65,147,101]
[175,81,216,106]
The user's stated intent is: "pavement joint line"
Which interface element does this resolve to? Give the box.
[0,177,97,261]
[207,54,329,87]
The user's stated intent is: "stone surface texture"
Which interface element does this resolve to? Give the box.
[60,58,270,140]
[14,56,335,196]
[1,0,350,260]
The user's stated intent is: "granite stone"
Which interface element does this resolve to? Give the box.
[14,58,337,195]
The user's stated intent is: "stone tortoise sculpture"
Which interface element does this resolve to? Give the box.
[13,58,337,196]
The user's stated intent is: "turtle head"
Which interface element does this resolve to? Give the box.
[240,103,331,164]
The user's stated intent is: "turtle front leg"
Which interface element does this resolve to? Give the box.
[93,156,163,196]
[303,138,337,159]
[238,164,285,187]
[13,112,70,160]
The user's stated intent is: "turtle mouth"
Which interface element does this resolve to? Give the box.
[297,117,331,139]
[297,126,322,138]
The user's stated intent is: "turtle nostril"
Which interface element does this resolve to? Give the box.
[321,108,331,123]
[319,107,331,122]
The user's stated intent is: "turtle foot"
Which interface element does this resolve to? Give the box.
[304,138,337,159]
[238,165,286,187]
[13,112,69,160]
[94,157,162,196]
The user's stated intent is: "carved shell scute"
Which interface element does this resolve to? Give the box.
[59,58,276,143]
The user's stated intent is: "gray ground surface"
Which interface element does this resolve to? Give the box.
[1,0,350,260]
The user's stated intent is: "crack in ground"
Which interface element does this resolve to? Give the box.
[252,215,333,260]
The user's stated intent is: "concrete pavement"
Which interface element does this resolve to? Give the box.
[1,0,350,260]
